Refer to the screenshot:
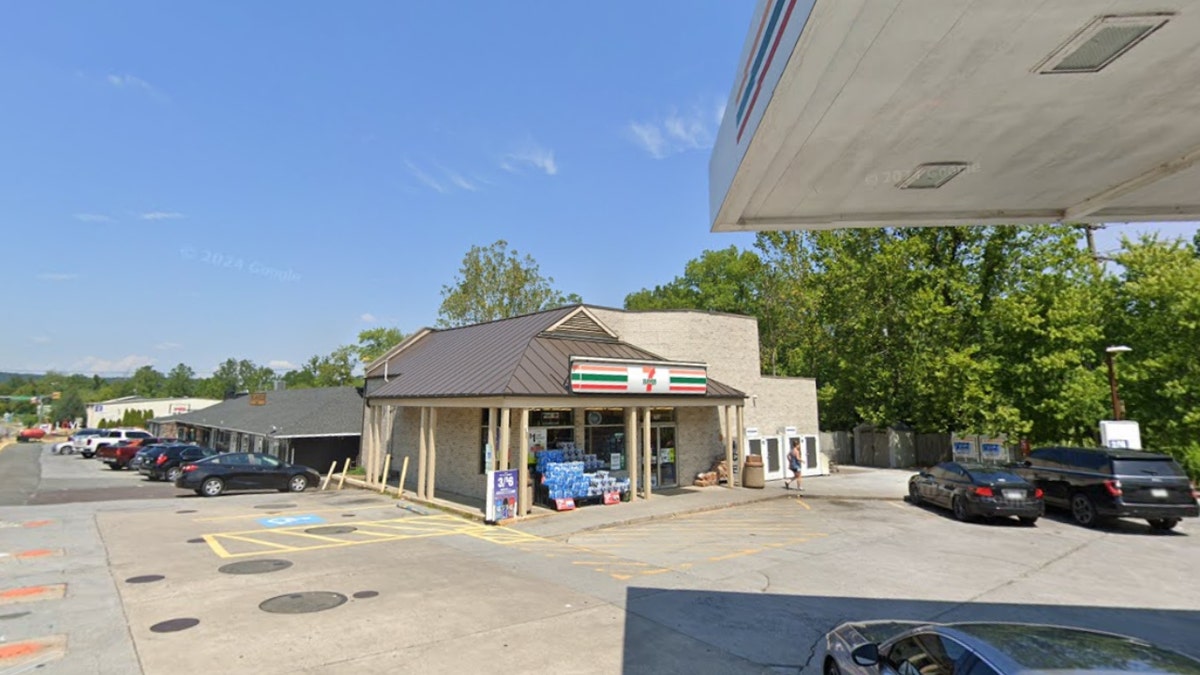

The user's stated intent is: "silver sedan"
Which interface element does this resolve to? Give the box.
[816,621,1200,675]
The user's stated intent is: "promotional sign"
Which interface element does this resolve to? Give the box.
[486,469,519,523]
[570,360,707,395]
[952,441,973,458]
[554,498,576,511]
[981,442,1003,459]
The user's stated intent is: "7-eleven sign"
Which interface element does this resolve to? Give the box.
[570,361,707,394]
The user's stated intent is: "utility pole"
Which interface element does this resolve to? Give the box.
[1076,223,1106,265]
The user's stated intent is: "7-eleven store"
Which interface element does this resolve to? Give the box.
[360,304,821,516]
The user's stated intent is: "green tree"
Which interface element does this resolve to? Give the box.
[437,240,581,327]
[129,366,165,398]
[356,327,406,364]
[53,389,86,425]
[287,346,359,388]
[164,363,196,397]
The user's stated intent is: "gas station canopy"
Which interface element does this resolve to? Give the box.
[710,0,1200,232]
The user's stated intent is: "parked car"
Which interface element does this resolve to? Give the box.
[129,443,177,471]
[818,620,1200,675]
[16,427,46,442]
[908,461,1044,525]
[147,445,219,482]
[1013,446,1199,530]
[80,428,153,458]
[97,437,172,470]
[138,447,171,479]
[176,452,320,497]
[54,428,104,454]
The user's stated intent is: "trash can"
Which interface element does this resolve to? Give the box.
[741,454,765,489]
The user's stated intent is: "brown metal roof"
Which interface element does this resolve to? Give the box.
[367,305,744,400]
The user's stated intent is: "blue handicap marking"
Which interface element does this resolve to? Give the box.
[258,514,326,528]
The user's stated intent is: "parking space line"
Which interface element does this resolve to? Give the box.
[795,497,811,510]
[0,584,67,606]
[217,534,300,552]
[193,504,395,523]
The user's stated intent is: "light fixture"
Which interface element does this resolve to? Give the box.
[1036,14,1172,74]
[896,163,970,190]
[1105,345,1132,354]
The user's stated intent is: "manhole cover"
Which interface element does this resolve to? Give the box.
[219,559,293,575]
[353,591,379,599]
[305,526,357,535]
[176,510,197,514]
[150,618,199,633]
[332,498,376,505]
[126,575,166,584]
[186,538,205,544]
[259,592,347,614]
[342,513,356,518]
[254,503,296,510]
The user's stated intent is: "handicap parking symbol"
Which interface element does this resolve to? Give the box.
[258,514,326,528]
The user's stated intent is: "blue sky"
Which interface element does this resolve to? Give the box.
[2,2,1197,377]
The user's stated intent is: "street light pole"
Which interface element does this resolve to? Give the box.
[1105,345,1132,420]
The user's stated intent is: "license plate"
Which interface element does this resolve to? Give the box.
[1150,488,1168,498]
[1003,490,1024,500]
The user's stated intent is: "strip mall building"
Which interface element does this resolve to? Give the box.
[360,304,822,514]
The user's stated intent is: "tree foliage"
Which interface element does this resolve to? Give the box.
[356,327,405,364]
[164,363,196,397]
[438,240,581,327]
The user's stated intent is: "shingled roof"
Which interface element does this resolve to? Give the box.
[161,386,363,438]
[367,305,744,399]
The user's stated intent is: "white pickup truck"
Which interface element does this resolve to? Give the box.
[79,428,154,458]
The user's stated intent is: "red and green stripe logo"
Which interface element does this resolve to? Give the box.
[570,362,707,394]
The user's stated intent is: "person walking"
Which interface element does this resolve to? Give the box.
[784,439,804,491]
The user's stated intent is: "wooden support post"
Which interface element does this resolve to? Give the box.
[427,408,438,500]
[398,456,410,499]
[487,407,498,472]
[517,408,530,516]
[642,407,652,499]
[336,457,351,490]
[321,461,337,491]
[379,454,392,494]
[625,407,638,503]
[417,407,428,500]
[499,407,511,470]
[737,405,746,488]
[724,405,734,489]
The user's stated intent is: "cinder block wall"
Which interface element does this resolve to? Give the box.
[388,406,487,500]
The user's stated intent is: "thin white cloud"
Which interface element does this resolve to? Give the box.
[503,143,558,176]
[628,103,720,159]
[140,211,185,221]
[74,213,114,223]
[361,313,377,323]
[268,359,298,371]
[405,160,449,194]
[73,354,155,375]
[439,166,478,192]
[154,341,182,351]
[107,73,154,90]
[37,273,78,282]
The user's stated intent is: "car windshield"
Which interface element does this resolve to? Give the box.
[952,624,1200,673]
[961,466,1024,483]
[1111,459,1184,477]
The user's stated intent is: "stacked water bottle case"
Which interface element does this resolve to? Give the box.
[536,448,630,506]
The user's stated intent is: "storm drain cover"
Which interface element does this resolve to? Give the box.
[305,526,356,535]
[219,559,293,575]
[254,503,296,510]
[186,538,205,544]
[150,618,199,633]
[259,592,347,614]
[342,514,357,518]
[332,498,377,505]
[126,575,166,584]
[353,591,379,599]
[176,510,197,514]
[0,611,31,621]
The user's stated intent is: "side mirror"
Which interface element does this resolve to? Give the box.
[852,643,880,667]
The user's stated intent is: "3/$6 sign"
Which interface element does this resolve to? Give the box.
[569,358,708,395]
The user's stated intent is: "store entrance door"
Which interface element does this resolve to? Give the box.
[762,434,785,481]
[651,425,678,489]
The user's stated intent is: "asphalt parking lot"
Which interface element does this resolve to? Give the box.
[2,445,1198,673]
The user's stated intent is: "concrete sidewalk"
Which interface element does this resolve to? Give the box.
[379,465,912,539]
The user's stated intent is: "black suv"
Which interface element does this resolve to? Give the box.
[1014,446,1198,530]
[147,445,219,483]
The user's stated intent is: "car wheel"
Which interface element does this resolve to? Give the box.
[908,482,922,506]
[824,658,842,675]
[1071,493,1099,527]
[288,475,308,493]
[1019,516,1039,526]
[201,477,224,497]
[167,467,183,482]
[107,463,122,471]
[952,496,972,522]
[1148,518,1180,531]
[82,452,93,459]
